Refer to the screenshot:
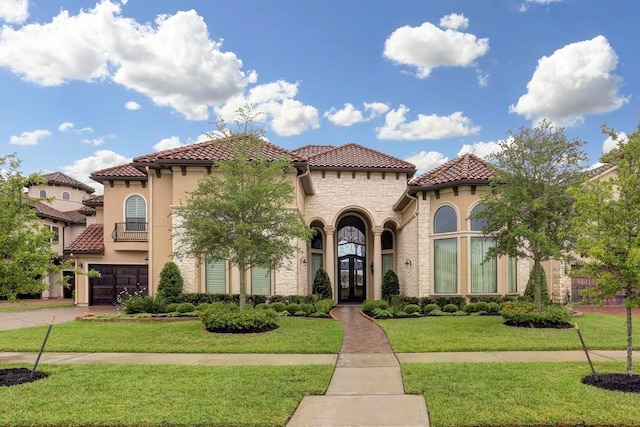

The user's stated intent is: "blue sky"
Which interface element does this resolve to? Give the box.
[0,0,637,192]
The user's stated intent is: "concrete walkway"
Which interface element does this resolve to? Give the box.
[287,305,430,427]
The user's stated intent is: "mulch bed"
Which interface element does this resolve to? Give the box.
[582,374,640,393]
[0,368,48,387]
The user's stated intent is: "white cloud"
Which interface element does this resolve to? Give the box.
[0,1,254,120]
[364,102,390,116]
[476,71,489,87]
[61,149,131,193]
[9,129,51,145]
[77,126,94,134]
[0,0,28,24]
[376,105,480,140]
[81,137,105,146]
[58,122,74,132]
[520,0,563,12]
[439,13,468,30]
[324,103,365,126]
[510,36,628,126]
[214,80,319,136]
[383,15,488,78]
[153,136,185,151]
[602,131,627,154]
[125,101,141,110]
[457,141,501,158]
[405,151,448,175]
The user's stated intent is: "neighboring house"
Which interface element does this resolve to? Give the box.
[26,172,96,299]
[66,139,537,306]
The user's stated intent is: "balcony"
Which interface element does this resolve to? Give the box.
[112,222,148,242]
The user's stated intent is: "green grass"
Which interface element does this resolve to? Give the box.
[0,363,333,426]
[379,313,640,352]
[0,317,343,353]
[0,302,74,313]
[403,361,640,426]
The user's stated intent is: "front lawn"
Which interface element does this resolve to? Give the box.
[0,302,74,313]
[0,317,343,353]
[380,312,640,352]
[0,363,333,426]
[403,361,640,426]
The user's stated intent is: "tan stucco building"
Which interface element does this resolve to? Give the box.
[66,139,536,306]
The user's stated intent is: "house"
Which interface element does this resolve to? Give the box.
[66,139,539,306]
[25,172,96,299]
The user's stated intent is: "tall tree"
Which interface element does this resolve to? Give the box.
[173,108,313,310]
[571,124,640,375]
[0,154,69,300]
[471,120,587,311]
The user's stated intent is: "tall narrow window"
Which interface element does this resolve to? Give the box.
[205,260,226,294]
[381,229,394,275]
[434,238,457,293]
[470,237,497,293]
[125,195,146,231]
[62,192,70,200]
[51,226,60,244]
[310,228,324,281]
[251,267,271,295]
[40,190,46,197]
[507,257,517,293]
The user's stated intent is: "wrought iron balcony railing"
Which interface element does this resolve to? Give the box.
[112,222,148,242]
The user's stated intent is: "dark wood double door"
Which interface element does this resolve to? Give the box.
[339,255,366,303]
[89,264,148,306]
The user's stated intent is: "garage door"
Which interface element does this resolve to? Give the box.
[89,264,148,306]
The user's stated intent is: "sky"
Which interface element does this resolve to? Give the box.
[1,0,638,193]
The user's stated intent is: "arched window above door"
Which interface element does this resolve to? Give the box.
[125,195,146,231]
[337,216,366,257]
[434,205,457,233]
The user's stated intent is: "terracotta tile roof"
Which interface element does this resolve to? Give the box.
[291,145,336,159]
[64,224,104,254]
[410,153,495,187]
[133,138,305,164]
[90,164,147,181]
[83,195,103,207]
[586,163,617,179]
[77,206,96,216]
[40,172,96,194]
[33,201,86,224]
[307,143,416,171]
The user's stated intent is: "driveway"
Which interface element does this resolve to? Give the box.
[0,304,118,331]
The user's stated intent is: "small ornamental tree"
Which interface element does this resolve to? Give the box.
[382,269,400,300]
[312,267,332,300]
[157,261,184,302]
[523,264,549,305]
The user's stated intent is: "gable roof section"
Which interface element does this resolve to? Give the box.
[83,195,104,207]
[42,172,96,194]
[90,164,147,183]
[33,201,87,224]
[291,145,336,159]
[64,224,104,254]
[409,153,494,187]
[306,143,416,172]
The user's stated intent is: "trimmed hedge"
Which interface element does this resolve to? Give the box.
[501,300,573,328]
[200,303,279,333]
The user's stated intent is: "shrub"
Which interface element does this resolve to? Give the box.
[464,302,478,313]
[377,300,389,310]
[312,268,333,300]
[119,292,166,314]
[487,302,501,313]
[362,299,378,313]
[371,307,395,319]
[314,299,335,315]
[157,261,184,302]
[451,310,468,316]
[523,264,550,305]
[299,303,315,315]
[285,303,301,315]
[176,302,196,314]
[201,305,278,333]
[196,303,211,312]
[427,309,449,316]
[422,303,440,314]
[442,303,458,313]
[382,270,400,300]
[165,303,179,313]
[268,302,287,313]
[404,304,421,314]
[501,300,573,328]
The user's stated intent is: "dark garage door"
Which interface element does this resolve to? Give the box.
[89,264,148,306]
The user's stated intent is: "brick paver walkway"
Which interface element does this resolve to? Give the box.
[331,304,393,353]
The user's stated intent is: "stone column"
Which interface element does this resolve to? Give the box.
[373,228,382,300]
[325,226,336,300]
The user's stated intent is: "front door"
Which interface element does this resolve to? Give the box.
[339,255,366,302]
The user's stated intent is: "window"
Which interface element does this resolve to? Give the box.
[507,257,517,293]
[434,238,457,293]
[125,195,146,231]
[434,206,457,233]
[381,229,394,275]
[51,226,59,244]
[469,204,487,231]
[251,267,271,295]
[470,237,497,293]
[205,260,226,294]
[62,192,70,200]
[310,228,324,281]
[40,190,46,197]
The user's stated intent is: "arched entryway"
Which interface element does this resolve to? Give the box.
[337,215,367,303]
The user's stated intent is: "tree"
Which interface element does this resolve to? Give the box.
[0,154,70,300]
[173,107,313,310]
[382,269,400,300]
[312,268,332,300]
[523,264,549,304]
[471,120,587,312]
[157,261,184,302]
[571,124,640,375]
